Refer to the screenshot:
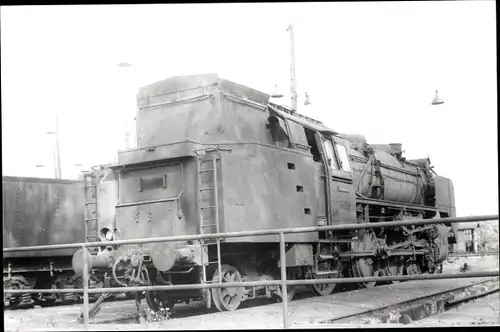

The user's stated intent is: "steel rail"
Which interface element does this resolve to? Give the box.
[5,270,498,294]
[3,215,498,253]
[445,286,500,307]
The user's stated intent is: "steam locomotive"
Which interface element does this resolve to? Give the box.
[69,74,458,312]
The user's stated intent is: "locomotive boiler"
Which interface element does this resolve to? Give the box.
[3,176,89,308]
[72,73,457,312]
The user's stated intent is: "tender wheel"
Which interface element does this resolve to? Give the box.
[307,261,339,296]
[351,231,379,288]
[211,265,245,312]
[145,286,176,312]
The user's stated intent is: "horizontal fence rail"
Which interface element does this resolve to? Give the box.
[450,251,499,257]
[4,271,499,294]
[4,215,498,252]
[3,214,499,330]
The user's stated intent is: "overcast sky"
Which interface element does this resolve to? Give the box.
[1,2,497,216]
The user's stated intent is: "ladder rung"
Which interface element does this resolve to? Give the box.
[86,218,98,222]
[199,169,214,173]
[85,202,97,205]
[86,235,100,239]
[199,158,219,163]
[200,187,215,191]
[85,185,97,188]
[319,254,335,260]
[202,224,217,227]
[200,206,215,210]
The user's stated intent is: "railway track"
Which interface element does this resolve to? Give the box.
[5,274,498,330]
[325,278,499,325]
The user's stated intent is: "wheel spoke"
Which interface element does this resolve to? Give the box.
[211,265,243,312]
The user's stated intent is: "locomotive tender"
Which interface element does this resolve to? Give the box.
[71,73,458,312]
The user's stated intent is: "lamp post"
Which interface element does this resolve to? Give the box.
[46,116,61,179]
[286,24,298,113]
[117,62,134,150]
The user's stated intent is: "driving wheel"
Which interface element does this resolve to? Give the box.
[351,230,379,288]
[307,260,339,296]
[145,281,176,312]
[382,257,404,284]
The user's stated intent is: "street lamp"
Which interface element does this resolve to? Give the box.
[271,84,284,99]
[431,90,444,105]
[304,92,311,106]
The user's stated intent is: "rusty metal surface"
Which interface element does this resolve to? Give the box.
[134,74,270,150]
[114,73,459,250]
[434,175,456,217]
[2,176,85,258]
[113,162,192,251]
[118,75,333,244]
[346,142,431,205]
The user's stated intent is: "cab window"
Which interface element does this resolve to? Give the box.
[267,116,290,148]
[335,143,351,172]
[323,139,340,170]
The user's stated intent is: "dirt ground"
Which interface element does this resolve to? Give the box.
[4,254,498,330]
[442,254,499,274]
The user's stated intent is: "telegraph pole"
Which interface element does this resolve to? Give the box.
[117,62,133,150]
[287,23,298,113]
[47,116,62,179]
[55,115,62,178]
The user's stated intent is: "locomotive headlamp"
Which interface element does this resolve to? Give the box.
[99,227,114,241]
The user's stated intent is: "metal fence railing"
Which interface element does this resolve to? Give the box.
[4,214,499,329]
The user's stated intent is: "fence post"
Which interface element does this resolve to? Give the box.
[82,245,89,329]
[279,232,288,329]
